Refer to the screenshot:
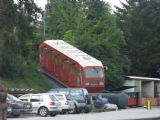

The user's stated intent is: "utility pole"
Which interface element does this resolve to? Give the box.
[43,11,46,37]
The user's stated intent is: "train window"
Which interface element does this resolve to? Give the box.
[43,47,48,55]
[51,54,55,61]
[41,48,44,54]
[63,61,67,69]
[57,57,62,66]
[84,68,104,78]
[55,57,58,64]
[48,53,52,60]
[39,48,43,54]
[70,65,77,74]
[77,71,82,85]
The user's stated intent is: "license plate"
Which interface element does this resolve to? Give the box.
[8,108,12,112]
[26,105,31,108]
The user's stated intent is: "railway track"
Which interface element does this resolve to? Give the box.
[39,69,68,89]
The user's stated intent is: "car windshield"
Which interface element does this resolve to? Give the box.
[72,95,85,101]
[70,89,83,96]
[49,89,70,95]
[9,95,22,102]
[49,95,59,101]
[55,94,65,100]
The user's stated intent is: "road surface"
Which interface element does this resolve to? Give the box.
[8,107,160,120]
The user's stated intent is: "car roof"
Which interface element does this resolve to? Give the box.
[20,93,58,97]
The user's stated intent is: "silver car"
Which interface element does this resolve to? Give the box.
[19,93,61,117]
[54,93,75,114]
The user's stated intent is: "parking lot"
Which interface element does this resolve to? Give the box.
[8,107,160,120]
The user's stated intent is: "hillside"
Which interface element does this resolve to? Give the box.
[0,67,53,92]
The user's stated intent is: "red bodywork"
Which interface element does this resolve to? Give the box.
[39,42,105,93]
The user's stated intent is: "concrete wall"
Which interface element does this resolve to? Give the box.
[155,82,160,98]
[123,80,135,92]
[123,80,141,93]
[124,79,160,106]
[142,81,154,98]
[135,80,141,92]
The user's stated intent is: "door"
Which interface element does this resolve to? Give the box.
[30,95,43,113]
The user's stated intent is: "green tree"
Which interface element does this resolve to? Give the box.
[0,0,41,78]
[45,0,126,90]
[45,0,84,41]
[76,0,125,89]
[116,0,160,77]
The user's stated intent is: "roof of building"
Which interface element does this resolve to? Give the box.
[126,76,160,82]
[44,40,103,67]
[107,86,136,91]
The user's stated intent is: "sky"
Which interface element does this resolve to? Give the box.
[34,0,127,10]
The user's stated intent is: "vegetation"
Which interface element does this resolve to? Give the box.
[45,0,126,90]
[0,0,51,91]
[1,0,160,91]
[115,0,160,78]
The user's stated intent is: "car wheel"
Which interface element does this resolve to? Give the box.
[13,114,20,118]
[73,104,79,114]
[50,113,57,117]
[38,107,48,117]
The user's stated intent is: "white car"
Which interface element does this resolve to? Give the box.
[19,93,61,117]
[54,93,75,114]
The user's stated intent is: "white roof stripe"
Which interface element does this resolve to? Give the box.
[44,40,103,67]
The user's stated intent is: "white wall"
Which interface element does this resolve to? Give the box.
[123,80,135,92]
[142,81,154,98]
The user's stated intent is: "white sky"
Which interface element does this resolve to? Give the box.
[34,0,126,10]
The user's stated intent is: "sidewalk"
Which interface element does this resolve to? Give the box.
[117,106,160,120]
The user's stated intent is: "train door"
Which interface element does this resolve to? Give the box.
[39,47,44,68]
[43,47,49,71]
[54,56,59,79]
[61,60,69,82]
[69,64,78,87]
[77,69,83,87]
[48,51,52,74]
[51,51,56,76]
[57,57,63,80]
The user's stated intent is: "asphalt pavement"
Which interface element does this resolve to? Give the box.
[8,106,160,120]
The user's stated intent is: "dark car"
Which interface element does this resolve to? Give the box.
[7,94,32,117]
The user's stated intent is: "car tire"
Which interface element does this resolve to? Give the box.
[73,104,79,114]
[38,107,48,117]
[13,114,20,118]
[50,113,57,117]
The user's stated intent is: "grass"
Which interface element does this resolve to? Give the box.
[0,65,53,92]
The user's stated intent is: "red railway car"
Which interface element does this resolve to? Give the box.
[39,40,105,93]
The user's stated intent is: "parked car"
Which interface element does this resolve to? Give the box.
[7,94,32,118]
[19,93,62,117]
[54,93,75,114]
[49,88,93,113]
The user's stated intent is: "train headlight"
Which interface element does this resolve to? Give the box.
[85,82,89,86]
[99,82,104,85]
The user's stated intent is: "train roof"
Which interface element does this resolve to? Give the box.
[44,40,103,67]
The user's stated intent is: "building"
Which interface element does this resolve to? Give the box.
[123,76,160,106]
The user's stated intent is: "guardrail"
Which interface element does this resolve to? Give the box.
[7,88,38,97]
